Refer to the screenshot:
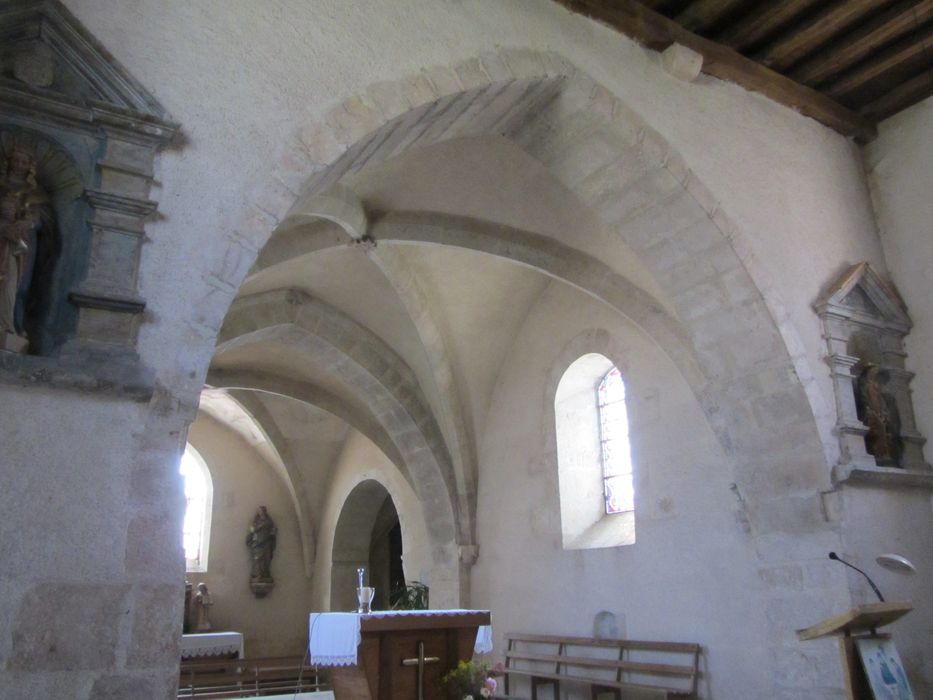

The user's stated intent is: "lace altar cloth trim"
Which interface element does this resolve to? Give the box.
[181,643,242,658]
[308,610,492,666]
[180,632,244,659]
[358,609,490,617]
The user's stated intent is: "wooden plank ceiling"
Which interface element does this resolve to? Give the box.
[556,0,933,141]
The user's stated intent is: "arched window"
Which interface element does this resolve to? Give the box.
[555,354,635,549]
[179,444,213,572]
[598,366,634,515]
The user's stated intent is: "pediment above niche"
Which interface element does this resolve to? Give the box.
[815,262,911,333]
[0,0,176,139]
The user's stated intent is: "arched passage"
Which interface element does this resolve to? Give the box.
[330,479,404,612]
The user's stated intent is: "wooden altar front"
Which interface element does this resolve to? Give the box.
[321,611,490,700]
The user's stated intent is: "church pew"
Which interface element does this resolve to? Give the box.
[177,655,328,698]
[496,633,700,699]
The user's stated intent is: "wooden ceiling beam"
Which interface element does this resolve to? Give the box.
[756,0,889,72]
[859,66,933,121]
[674,0,746,33]
[825,23,933,100]
[715,0,823,52]
[556,0,876,141]
[790,0,933,87]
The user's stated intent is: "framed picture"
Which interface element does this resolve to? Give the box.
[856,636,914,700]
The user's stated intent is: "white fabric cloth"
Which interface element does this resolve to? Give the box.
[355,609,488,618]
[308,610,492,666]
[180,631,244,659]
[309,613,362,666]
[474,625,493,654]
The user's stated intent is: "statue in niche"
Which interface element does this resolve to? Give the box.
[855,364,903,468]
[246,506,277,597]
[0,144,56,350]
[192,582,214,632]
[0,191,32,344]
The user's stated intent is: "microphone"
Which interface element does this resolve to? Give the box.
[828,552,885,602]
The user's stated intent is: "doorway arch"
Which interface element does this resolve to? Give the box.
[330,479,404,612]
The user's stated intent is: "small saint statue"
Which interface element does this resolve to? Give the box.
[0,191,32,346]
[855,364,903,467]
[192,582,214,633]
[245,506,277,597]
[0,145,56,350]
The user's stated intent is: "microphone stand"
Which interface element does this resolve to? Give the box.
[828,552,885,602]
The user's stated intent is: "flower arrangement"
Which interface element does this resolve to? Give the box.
[441,659,497,699]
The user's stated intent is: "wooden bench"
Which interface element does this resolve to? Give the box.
[177,655,329,698]
[496,633,700,699]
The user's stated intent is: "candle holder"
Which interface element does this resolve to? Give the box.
[357,586,375,614]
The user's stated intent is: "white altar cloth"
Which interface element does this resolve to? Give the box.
[308,609,492,666]
[180,631,244,659]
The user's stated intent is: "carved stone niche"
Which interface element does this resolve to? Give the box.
[815,263,932,489]
[0,0,178,399]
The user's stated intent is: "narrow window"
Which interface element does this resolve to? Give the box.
[555,353,635,549]
[598,366,634,514]
[179,445,213,572]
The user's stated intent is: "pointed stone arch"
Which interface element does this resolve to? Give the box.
[200,52,845,668]
[215,290,461,578]
[230,49,831,474]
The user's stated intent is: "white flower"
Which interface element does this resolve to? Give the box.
[480,689,491,698]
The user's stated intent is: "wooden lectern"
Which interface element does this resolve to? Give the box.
[325,610,490,700]
[796,601,912,699]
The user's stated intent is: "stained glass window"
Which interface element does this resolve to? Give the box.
[597,366,634,514]
[179,445,212,571]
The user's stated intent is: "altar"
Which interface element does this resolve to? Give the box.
[309,610,491,700]
[180,631,244,659]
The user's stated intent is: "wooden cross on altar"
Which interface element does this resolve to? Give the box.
[401,640,440,700]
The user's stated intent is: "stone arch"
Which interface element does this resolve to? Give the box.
[207,368,405,472]
[215,289,460,561]
[330,479,396,612]
[198,51,843,653]
[224,48,831,474]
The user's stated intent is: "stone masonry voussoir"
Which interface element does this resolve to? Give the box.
[366,80,417,122]
[477,51,514,83]
[453,57,492,91]
[422,65,464,98]
[297,122,345,166]
[500,47,551,80]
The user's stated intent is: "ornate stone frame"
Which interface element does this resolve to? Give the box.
[0,0,177,398]
[815,262,932,488]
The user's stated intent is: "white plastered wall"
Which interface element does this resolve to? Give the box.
[845,95,933,694]
[866,95,933,449]
[473,280,781,699]
[186,412,312,657]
